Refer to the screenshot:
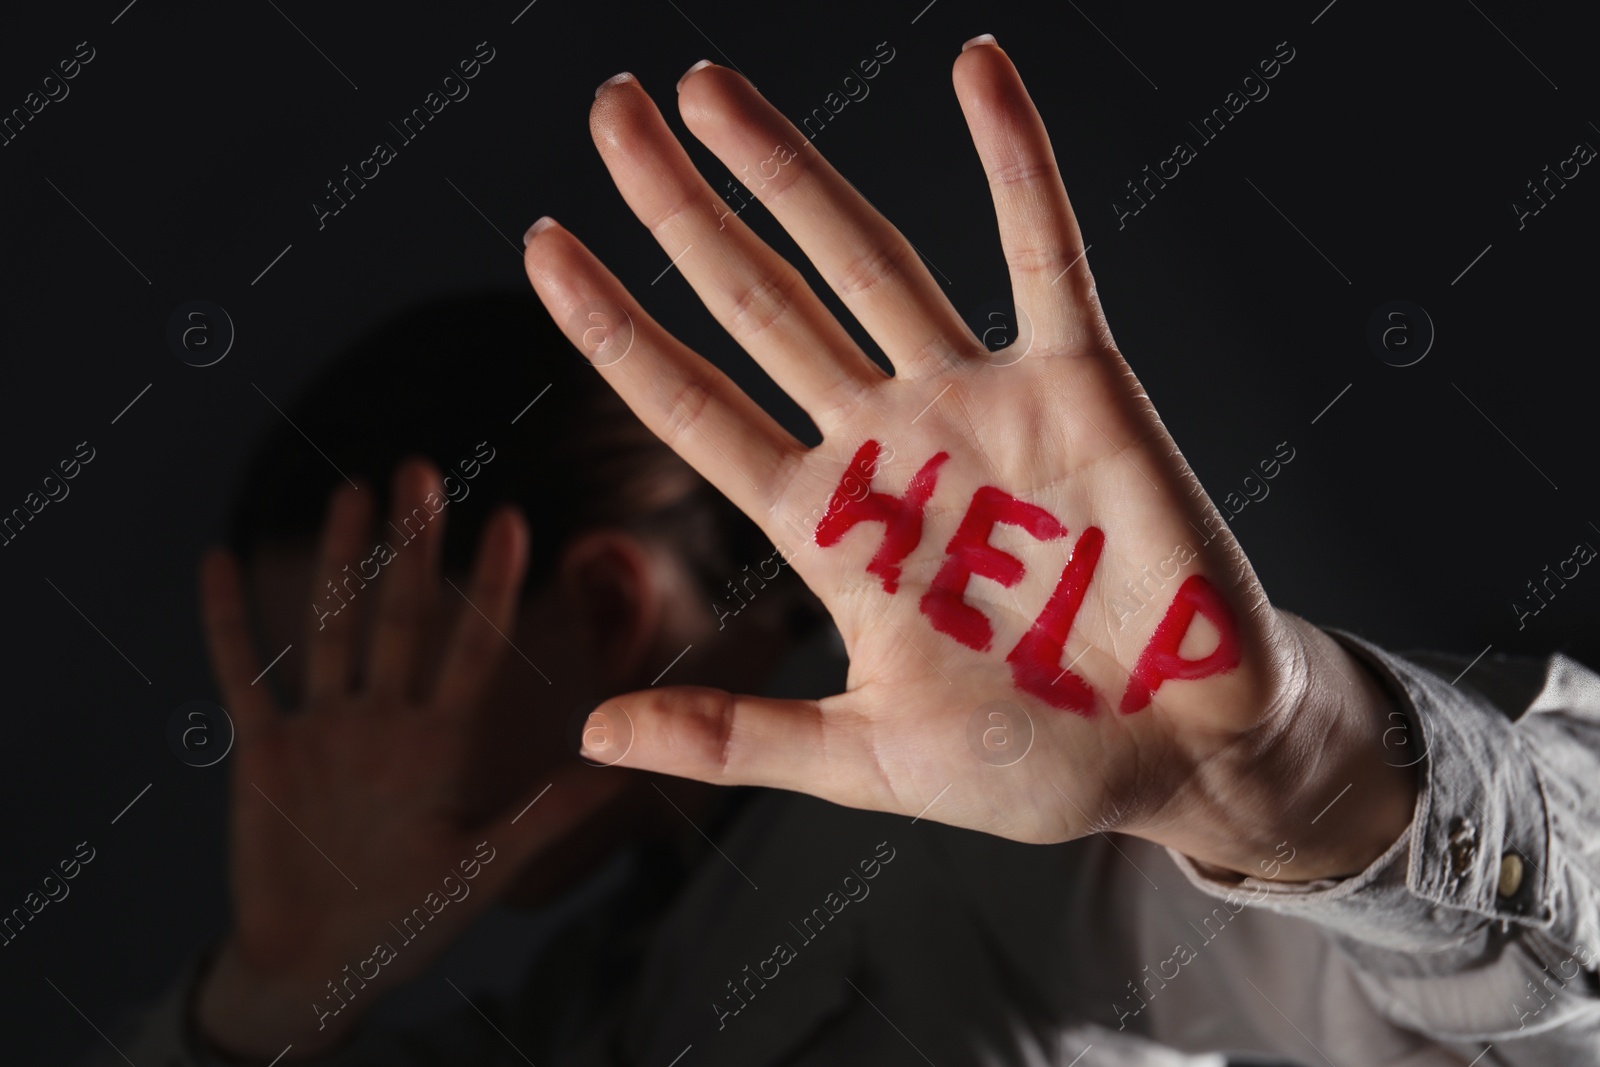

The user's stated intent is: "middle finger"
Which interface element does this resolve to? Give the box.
[591,74,887,431]
[675,63,977,378]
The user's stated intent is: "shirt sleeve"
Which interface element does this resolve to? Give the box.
[1167,630,1600,1059]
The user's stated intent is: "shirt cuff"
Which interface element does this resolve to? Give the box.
[1166,629,1554,952]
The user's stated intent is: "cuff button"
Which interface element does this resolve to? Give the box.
[1497,852,1525,898]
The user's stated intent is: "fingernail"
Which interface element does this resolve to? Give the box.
[522,216,556,246]
[961,33,997,52]
[581,711,608,754]
[595,71,635,98]
[677,58,713,92]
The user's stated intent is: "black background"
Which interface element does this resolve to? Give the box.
[0,0,1593,1060]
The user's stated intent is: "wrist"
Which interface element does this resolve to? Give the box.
[1141,613,1419,881]
[193,938,363,1062]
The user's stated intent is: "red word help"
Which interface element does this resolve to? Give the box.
[813,441,1239,716]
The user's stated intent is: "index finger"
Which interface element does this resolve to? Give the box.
[522,217,802,529]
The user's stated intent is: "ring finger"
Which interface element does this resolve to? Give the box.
[675,62,976,377]
[591,74,887,431]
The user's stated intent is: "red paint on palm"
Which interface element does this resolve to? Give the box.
[920,486,1068,651]
[1006,526,1105,715]
[814,440,949,595]
[1119,575,1240,713]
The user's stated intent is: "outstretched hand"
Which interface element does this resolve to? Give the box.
[194,461,624,1059]
[523,40,1413,880]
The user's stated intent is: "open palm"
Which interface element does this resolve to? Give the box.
[522,43,1318,859]
[195,463,623,1056]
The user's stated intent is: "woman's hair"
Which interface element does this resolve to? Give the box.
[229,291,821,637]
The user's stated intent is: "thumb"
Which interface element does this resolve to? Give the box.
[577,687,895,812]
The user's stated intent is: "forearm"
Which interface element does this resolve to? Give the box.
[1160,633,1600,1051]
